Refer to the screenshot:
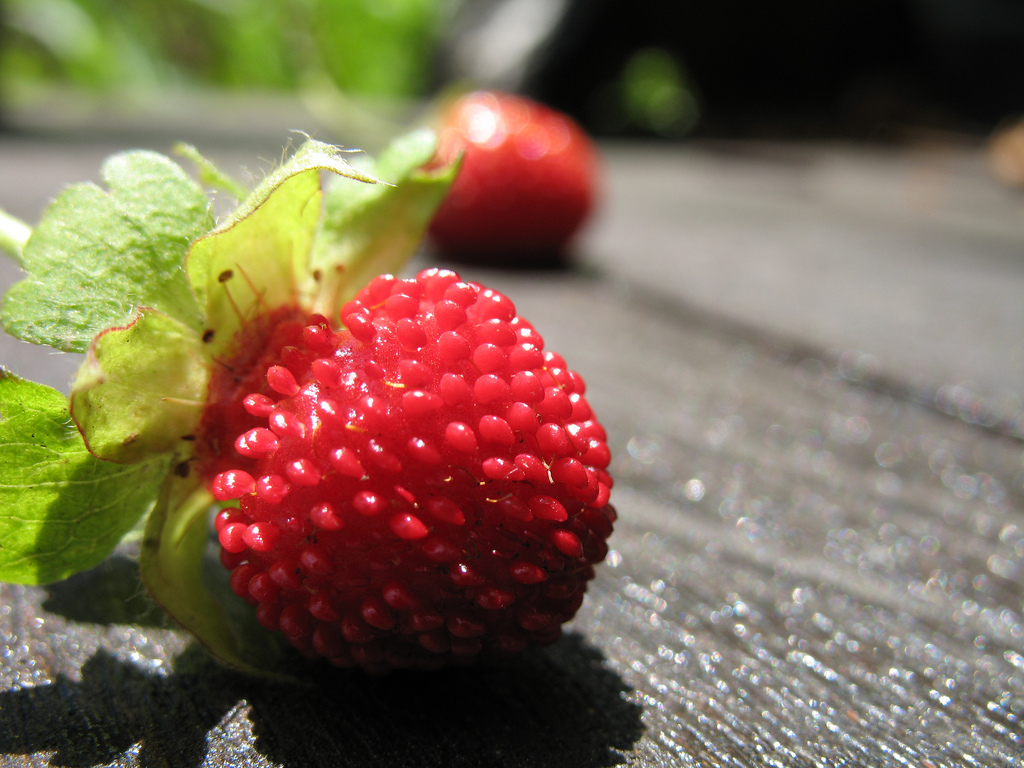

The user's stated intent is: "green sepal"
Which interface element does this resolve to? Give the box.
[186,139,381,359]
[0,208,31,262]
[173,142,247,200]
[70,308,208,464]
[0,371,171,584]
[2,151,212,352]
[310,128,459,314]
[140,474,293,677]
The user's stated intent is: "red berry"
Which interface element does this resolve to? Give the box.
[208,268,614,671]
[428,91,599,261]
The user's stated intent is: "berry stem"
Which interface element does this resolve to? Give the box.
[0,208,31,263]
[140,473,290,677]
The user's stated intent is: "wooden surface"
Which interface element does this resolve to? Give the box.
[2,131,1023,767]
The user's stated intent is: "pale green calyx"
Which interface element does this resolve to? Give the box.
[70,309,210,464]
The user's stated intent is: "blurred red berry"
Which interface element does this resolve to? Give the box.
[428,91,599,262]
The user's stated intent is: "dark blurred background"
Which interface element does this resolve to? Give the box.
[1,0,1022,143]
[520,0,1024,140]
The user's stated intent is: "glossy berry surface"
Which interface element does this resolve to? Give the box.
[210,268,614,671]
[427,91,599,260]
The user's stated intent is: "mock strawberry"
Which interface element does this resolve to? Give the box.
[0,132,614,676]
[207,268,614,671]
[428,91,600,262]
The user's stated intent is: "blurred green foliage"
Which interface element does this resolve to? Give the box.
[589,46,701,138]
[1,0,453,102]
[620,48,699,137]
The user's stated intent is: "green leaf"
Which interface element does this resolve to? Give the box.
[2,150,212,352]
[140,474,292,677]
[0,371,171,584]
[310,128,458,314]
[70,308,209,464]
[186,139,381,359]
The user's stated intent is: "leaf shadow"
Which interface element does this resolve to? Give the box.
[41,552,169,628]
[0,635,643,768]
[0,648,218,767]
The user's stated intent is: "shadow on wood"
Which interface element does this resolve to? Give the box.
[1,634,642,767]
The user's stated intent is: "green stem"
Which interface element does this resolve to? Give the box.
[139,473,292,678]
[0,209,31,262]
